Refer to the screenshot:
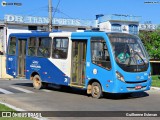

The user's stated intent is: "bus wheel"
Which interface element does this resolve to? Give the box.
[33,75,42,90]
[91,82,103,99]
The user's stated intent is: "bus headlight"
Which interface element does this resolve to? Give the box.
[116,71,125,82]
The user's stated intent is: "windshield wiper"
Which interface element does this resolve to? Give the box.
[126,50,146,67]
[133,50,146,65]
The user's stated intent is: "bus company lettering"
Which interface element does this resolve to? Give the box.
[30,61,41,70]
[4,14,81,26]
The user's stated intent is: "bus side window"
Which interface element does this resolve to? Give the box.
[91,37,111,70]
[52,38,69,59]
[8,37,16,55]
[28,37,37,56]
[37,37,51,58]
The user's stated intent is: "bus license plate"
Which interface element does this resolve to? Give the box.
[135,85,142,90]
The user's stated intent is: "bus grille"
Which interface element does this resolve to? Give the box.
[125,80,147,84]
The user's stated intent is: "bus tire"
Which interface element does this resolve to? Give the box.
[33,75,42,90]
[91,82,103,99]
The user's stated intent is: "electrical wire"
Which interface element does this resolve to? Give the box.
[14,0,73,19]
[53,0,61,18]
[52,0,73,19]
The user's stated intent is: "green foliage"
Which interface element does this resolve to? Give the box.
[151,75,160,87]
[139,29,160,60]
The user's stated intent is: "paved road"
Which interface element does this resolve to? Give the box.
[0,79,160,120]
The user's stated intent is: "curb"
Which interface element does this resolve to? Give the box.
[0,101,25,111]
[151,87,160,90]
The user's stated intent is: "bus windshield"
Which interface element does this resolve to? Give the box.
[108,33,149,72]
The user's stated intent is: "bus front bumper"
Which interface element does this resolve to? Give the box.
[105,78,152,93]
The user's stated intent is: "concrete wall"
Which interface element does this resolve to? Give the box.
[0,27,4,53]
[99,21,111,32]
[0,55,13,78]
[0,43,2,52]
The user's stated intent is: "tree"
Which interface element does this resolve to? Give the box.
[139,29,160,60]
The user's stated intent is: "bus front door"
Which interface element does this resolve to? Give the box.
[71,40,87,87]
[18,39,26,77]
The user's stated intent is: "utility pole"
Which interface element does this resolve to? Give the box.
[48,0,53,31]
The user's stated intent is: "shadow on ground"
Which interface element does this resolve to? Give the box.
[13,82,149,100]
[13,82,33,87]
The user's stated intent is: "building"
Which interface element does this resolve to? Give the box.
[0,14,143,54]
[0,14,142,78]
[0,20,5,54]
[139,23,159,31]
[0,14,96,53]
[96,14,140,35]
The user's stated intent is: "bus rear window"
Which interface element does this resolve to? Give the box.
[8,37,16,55]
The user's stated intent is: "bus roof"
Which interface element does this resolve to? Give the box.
[9,32,50,38]
[9,31,134,39]
[49,31,107,38]
[71,31,107,38]
[49,32,72,38]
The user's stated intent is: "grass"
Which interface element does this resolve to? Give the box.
[0,104,35,120]
[151,75,160,87]
[0,104,15,111]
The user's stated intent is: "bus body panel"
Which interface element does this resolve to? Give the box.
[86,63,115,92]
[25,57,69,85]
[48,37,72,78]
[112,63,151,93]
[6,55,17,77]
[71,32,151,93]
[7,32,50,78]
[71,32,115,92]
[6,31,152,94]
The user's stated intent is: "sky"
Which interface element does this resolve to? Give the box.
[0,0,160,24]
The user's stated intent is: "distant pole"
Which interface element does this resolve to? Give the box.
[48,0,53,32]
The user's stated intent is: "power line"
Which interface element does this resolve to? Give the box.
[53,0,61,18]
[54,8,73,19]
[13,0,73,19]
[52,0,73,19]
